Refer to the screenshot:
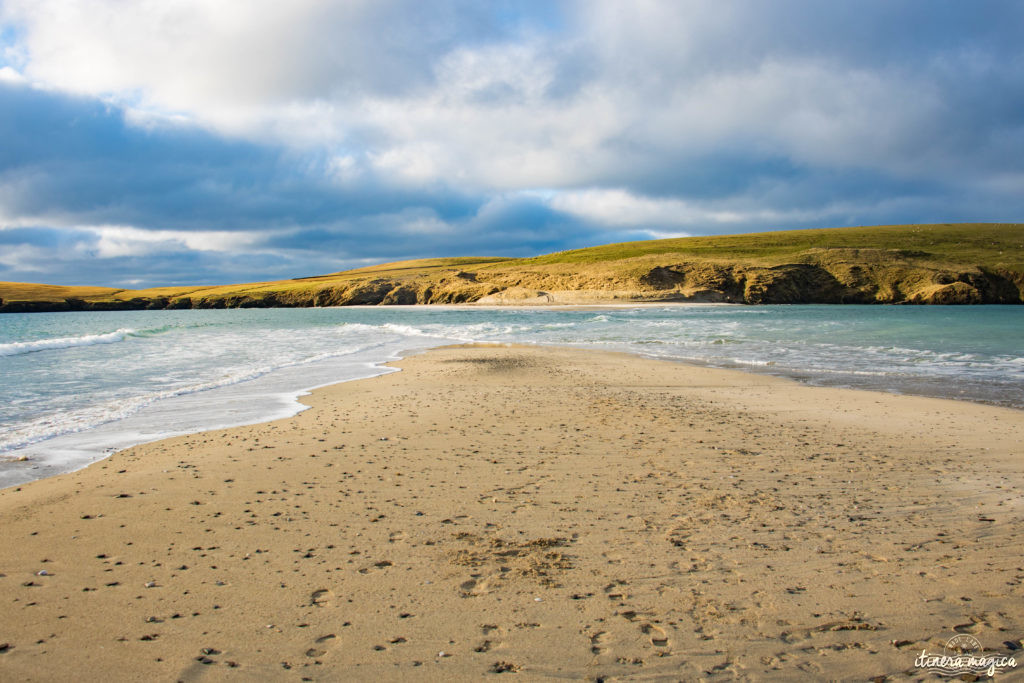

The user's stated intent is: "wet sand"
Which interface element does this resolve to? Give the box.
[0,344,1022,681]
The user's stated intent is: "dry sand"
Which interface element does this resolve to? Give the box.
[0,344,1022,681]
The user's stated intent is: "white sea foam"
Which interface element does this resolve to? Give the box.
[0,341,380,453]
[0,328,137,357]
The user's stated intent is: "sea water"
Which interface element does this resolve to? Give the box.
[1,305,1022,488]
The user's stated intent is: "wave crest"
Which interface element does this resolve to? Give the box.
[0,328,137,357]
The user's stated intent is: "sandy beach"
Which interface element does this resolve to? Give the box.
[0,344,1022,681]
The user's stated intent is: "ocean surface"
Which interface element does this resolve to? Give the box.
[1,304,1022,488]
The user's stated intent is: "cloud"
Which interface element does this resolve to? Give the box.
[86,226,267,259]
[7,0,1016,189]
[0,1,1022,286]
[550,188,734,228]
[0,0,557,143]
[0,80,482,230]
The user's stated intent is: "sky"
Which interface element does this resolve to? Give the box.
[1,1,1022,287]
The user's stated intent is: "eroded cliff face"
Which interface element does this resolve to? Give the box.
[3,256,1020,312]
[4,224,1023,311]
[469,258,1022,305]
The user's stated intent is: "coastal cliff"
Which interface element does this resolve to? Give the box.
[3,223,1022,311]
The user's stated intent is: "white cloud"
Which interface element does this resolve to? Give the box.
[84,225,264,259]
[0,0,528,140]
[397,213,453,236]
[368,143,446,185]
[2,0,963,190]
[0,212,41,229]
[325,154,362,184]
[0,243,50,271]
[549,189,706,227]
[547,187,868,230]
[0,66,26,84]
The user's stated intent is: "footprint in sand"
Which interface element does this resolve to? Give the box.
[460,576,493,597]
[953,614,991,634]
[476,623,507,652]
[590,630,610,654]
[641,623,670,648]
[604,580,628,600]
[305,633,337,659]
[310,589,334,607]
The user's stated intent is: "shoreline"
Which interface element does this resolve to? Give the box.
[0,344,1022,680]
[3,324,1022,490]
[0,301,741,315]
[4,301,1022,315]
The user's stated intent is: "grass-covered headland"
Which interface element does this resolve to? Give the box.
[2,223,1022,311]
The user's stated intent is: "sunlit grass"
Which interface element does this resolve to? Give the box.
[2,223,1021,306]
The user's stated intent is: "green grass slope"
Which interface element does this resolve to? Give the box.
[528,223,1023,267]
[2,223,1022,311]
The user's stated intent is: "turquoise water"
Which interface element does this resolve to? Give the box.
[1,305,1021,487]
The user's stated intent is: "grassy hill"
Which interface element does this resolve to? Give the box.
[2,223,1022,311]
